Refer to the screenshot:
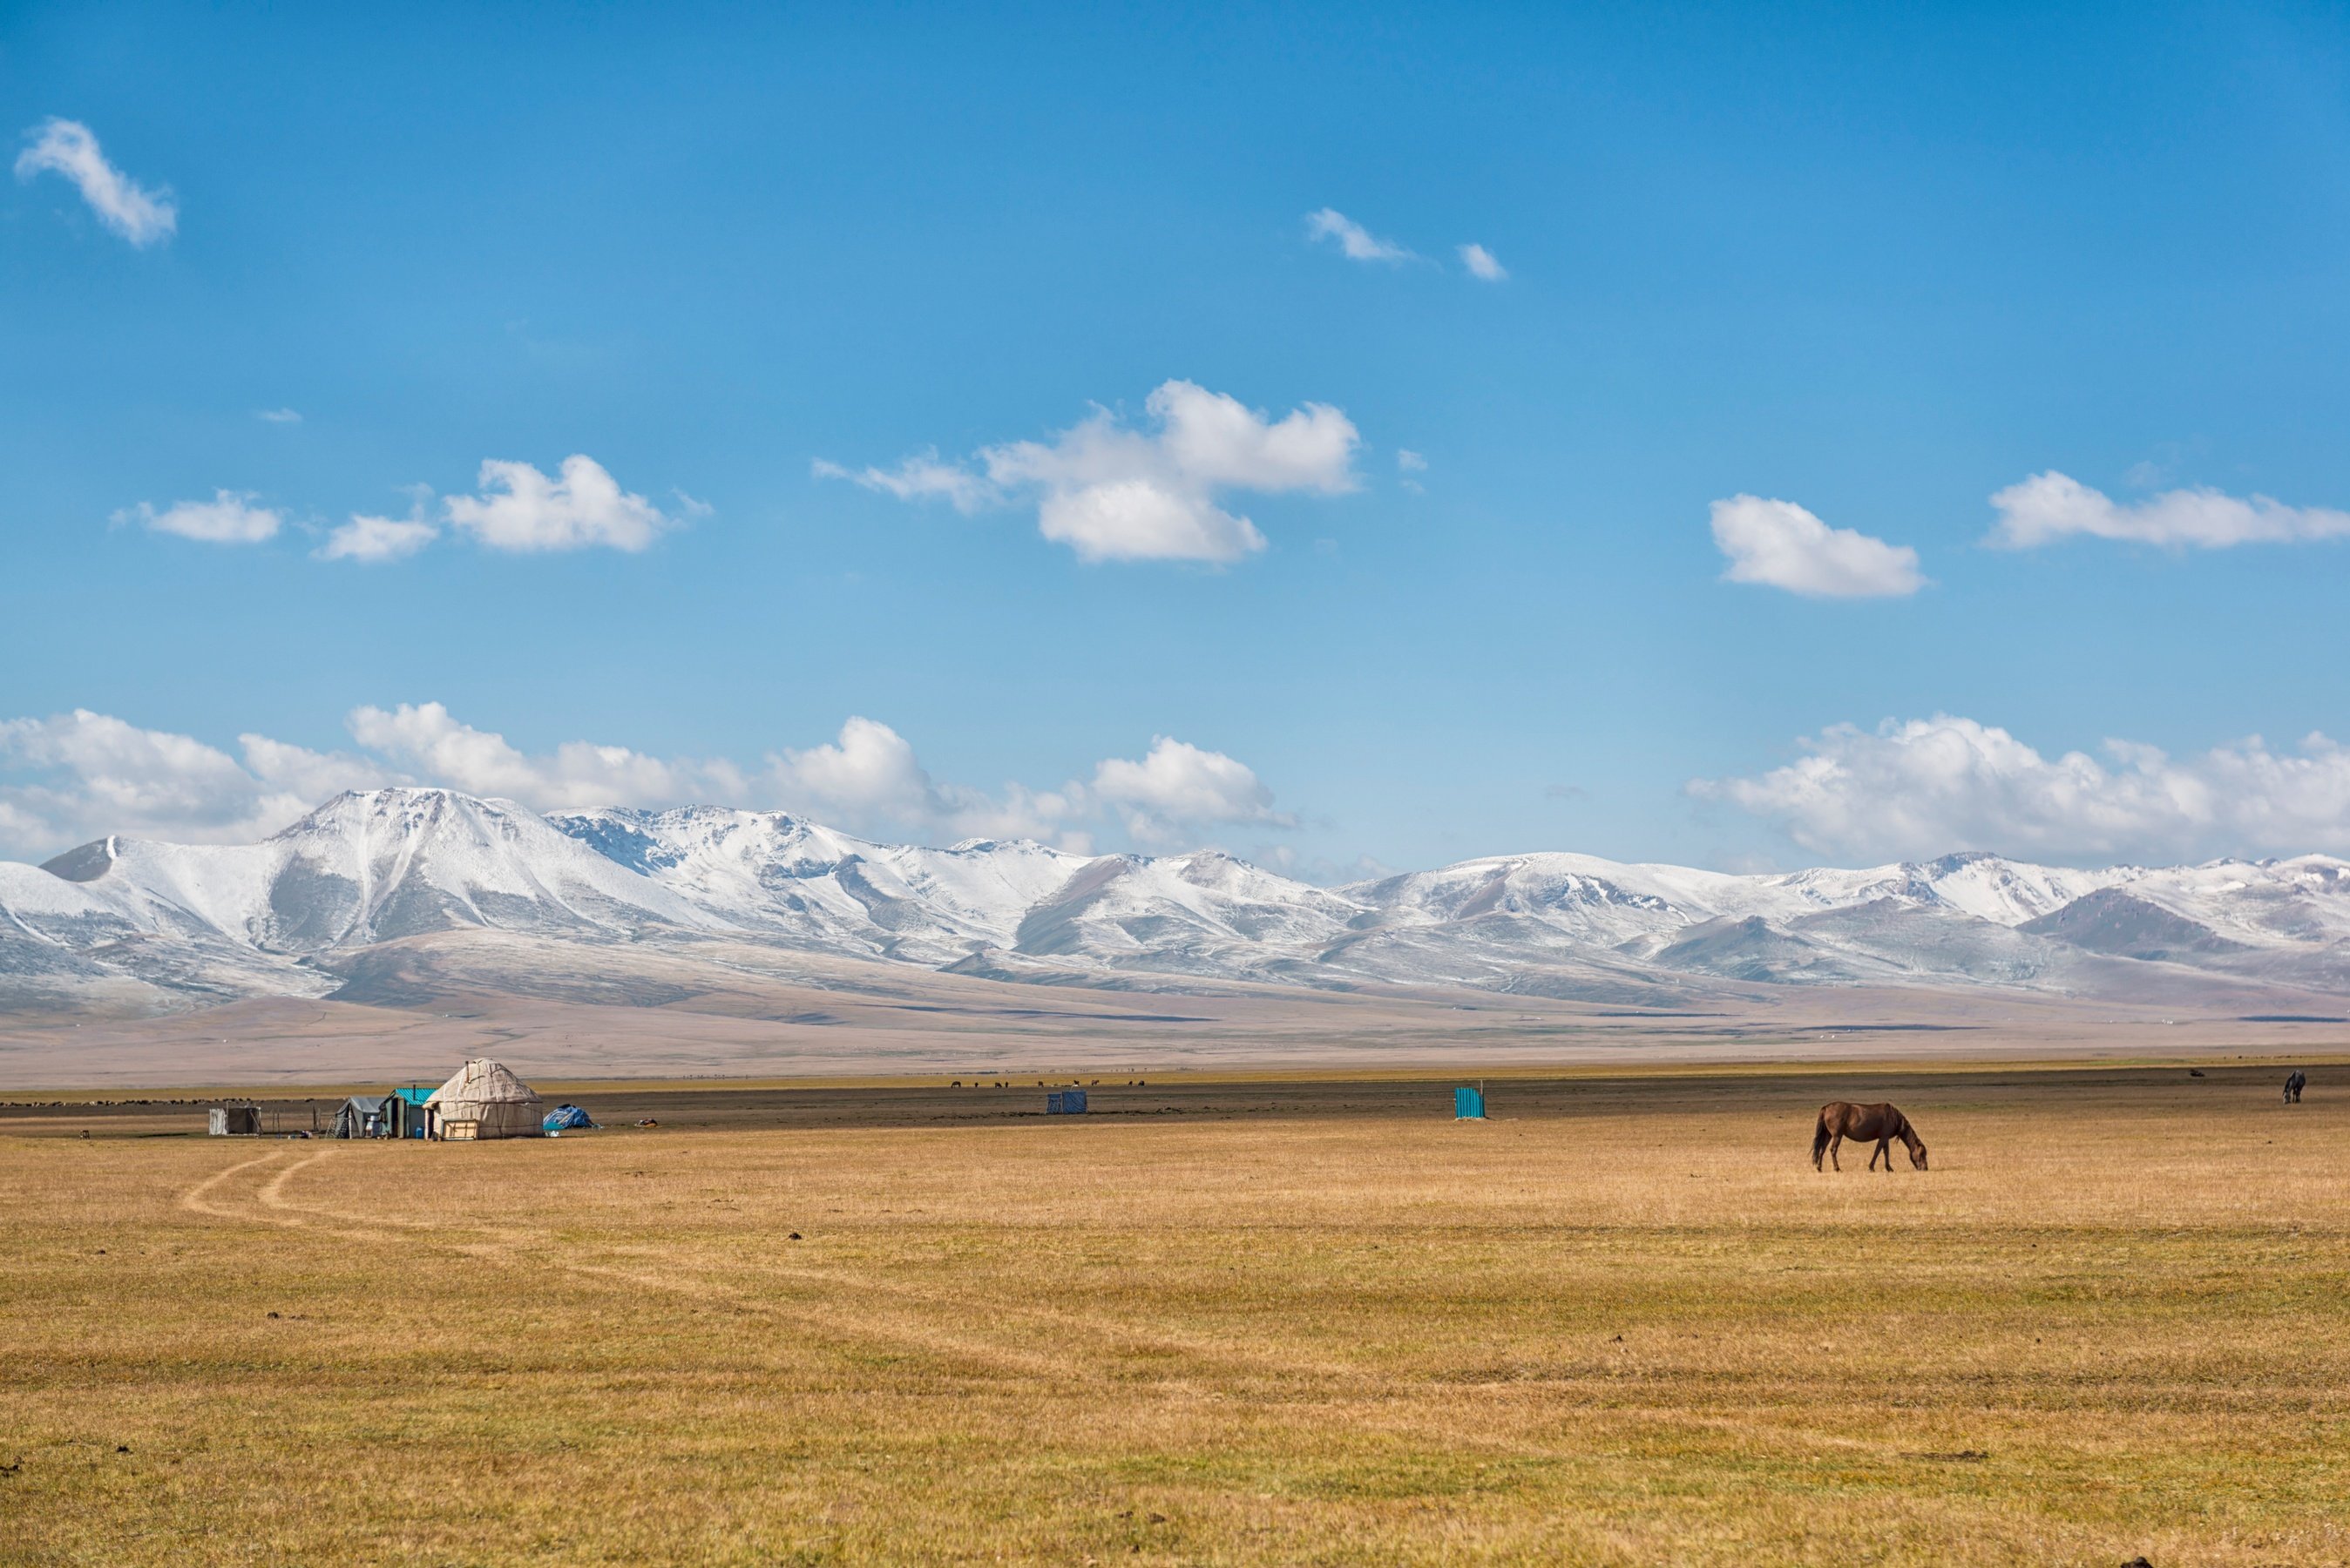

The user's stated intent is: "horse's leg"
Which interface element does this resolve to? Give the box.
[1829,1132,1843,1171]
[1877,1136,1892,1171]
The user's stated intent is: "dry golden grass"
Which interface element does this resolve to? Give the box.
[3,1069,2347,1565]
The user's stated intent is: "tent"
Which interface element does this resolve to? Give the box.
[423,1058,544,1140]
[542,1104,595,1132]
[331,1093,396,1139]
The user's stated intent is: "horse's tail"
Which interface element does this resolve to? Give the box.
[1812,1111,1832,1166]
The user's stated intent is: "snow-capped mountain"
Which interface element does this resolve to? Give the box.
[10,787,2350,1016]
[547,805,1088,960]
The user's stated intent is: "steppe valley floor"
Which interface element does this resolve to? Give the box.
[3,1064,2346,1565]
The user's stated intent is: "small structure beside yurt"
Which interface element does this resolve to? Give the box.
[389,1085,433,1138]
[331,1093,396,1139]
[207,1104,261,1137]
[423,1058,544,1140]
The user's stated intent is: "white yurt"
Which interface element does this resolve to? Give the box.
[423,1058,544,1140]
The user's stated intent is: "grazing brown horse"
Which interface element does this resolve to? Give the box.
[1812,1102,1928,1172]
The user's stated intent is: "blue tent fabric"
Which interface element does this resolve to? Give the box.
[543,1105,595,1132]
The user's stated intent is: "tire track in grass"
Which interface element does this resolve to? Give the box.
[177,1149,290,1220]
[246,1150,1361,1385]
[225,1147,1071,1379]
[176,1146,2035,1522]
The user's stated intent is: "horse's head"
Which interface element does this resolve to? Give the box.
[1906,1137,1928,1171]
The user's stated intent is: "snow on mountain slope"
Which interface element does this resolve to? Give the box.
[0,850,335,1011]
[545,808,1362,975]
[20,790,728,956]
[1338,850,2127,937]
[10,787,2350,1015]
[2115,856,2350,947]
[547,806,1093,960]
[1344,855,1725,944]
[1009,850,1363,977]
[1887,853,2123,926]
[1322,848,2348,995]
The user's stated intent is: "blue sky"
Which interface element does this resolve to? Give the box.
[6,3,2350,873]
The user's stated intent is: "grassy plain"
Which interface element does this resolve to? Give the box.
[2,1065,2346,1565]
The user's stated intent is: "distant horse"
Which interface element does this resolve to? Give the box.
[2286,1070,2307,1105]
[1812,1102,1928,1172]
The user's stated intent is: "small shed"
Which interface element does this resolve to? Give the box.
[1046,1089,1087,1115]
[208,1105,261,1137]
[389,1086,434,1139]
[423,1058,544,1140]
[1454,1085,1487,1120]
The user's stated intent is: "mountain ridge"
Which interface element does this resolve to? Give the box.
[9,786,2350,1017]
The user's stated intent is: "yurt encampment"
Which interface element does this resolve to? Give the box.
[423,1058,544,1140]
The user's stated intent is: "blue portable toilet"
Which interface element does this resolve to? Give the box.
[1046,1089,1088,1115]
[1454,1085,1486,1119]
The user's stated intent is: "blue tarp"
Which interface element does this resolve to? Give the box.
[1046,1090,1087,1115]
[543,1104,595,1132]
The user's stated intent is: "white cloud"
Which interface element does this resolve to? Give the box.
[344,706,1098,848]
[1458,243,1507,281]
[1035,477,1265,564]
[1396,449,1427,472]
[316,510,438,564]
[348,702,747,810]
[0,711,374,856]
[115,490,283,545]
[1988,470,2350,551]
[1693,713,2350,864]
[1136,381,1357,493]
[819,380,1359,564]
[811,453,993,512]
[1305,207,1415,264]
[444,455,674,552]
[13,118,176,246]
[1710,494,1925,598]
[769,717,1087,846]
[257,408,302,425]
[236,733,390,805]
[1091,736,1295,848]
[1,706,1292,862]
[771,716,942,827]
